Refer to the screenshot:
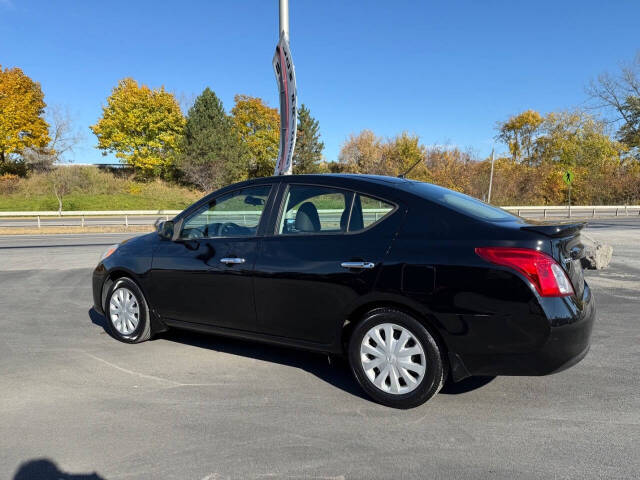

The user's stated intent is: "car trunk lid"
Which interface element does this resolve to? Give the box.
[520,222,586,298]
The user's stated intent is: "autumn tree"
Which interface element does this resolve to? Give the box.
[292,104,324,174]
[231,95,279,178]
[384,132,427,178]
[91,78,185,178]
[534,110,623,168]
[177,88,245,191]
[338,130,427,178]
[338,130,385,174]
[587,52,640,157]
[496,110,543,163]
[0,66,50,168]
[423,147,473,192]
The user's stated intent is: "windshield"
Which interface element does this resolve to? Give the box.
[407,182,518,222]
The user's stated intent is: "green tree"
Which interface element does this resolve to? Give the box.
[292,104,325,174]
[0,66,50,168]
[231,95,279,178]
[177,88,245,191]
[90,78,185,178]
[496,110,543,164]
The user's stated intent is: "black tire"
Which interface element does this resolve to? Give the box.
[104,277,151,343]
[348,308,446,409]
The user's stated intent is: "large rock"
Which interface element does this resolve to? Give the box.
[581,234,613,270]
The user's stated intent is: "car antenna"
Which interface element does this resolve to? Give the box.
[398,157,424,179]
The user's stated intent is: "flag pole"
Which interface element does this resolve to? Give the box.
[279,0,289,39]
[273,0,297,176]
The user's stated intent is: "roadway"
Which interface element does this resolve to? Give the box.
[0,220,638,479]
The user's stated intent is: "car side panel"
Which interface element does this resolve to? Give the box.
[253,210,405,345]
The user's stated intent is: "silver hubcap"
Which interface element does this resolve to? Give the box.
[360,323,426,395]
[109,287,140,335]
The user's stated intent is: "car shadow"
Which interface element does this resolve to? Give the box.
[89,308,496,400]
[88,308,368,401]
[13,458,105,480]
[440,375,496,394]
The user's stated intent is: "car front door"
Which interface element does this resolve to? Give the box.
[150,184,273,331]
[253,183,404,345]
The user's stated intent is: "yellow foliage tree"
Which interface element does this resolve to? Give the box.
[338,130,427,178]
[535,110,624,168]
[91,78,185,177]
[496,109,543,163]
[0,66,51,164]
[384,132,427,178]
[338,130,384,174]
[231,95,279,178]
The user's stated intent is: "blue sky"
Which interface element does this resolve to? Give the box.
[1,0,638,164]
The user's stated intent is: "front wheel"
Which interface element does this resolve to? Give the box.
[104,277,151,343]
[348,308,446,409]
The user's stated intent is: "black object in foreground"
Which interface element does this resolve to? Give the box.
[92,174,595,409]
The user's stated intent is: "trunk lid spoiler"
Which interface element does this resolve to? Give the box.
[520,222,586,238]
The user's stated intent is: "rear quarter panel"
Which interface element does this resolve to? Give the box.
[379,199,554,361]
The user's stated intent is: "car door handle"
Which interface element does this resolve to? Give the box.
[220,257,246,265]
[340,261,375,269]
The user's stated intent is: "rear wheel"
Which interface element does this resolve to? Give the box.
[348,308,446,409]
[104,277,151,343]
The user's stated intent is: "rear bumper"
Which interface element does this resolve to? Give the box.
[454,282,596,378]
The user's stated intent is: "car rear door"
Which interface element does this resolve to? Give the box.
[253,182,404,345]
[149,184,274,331]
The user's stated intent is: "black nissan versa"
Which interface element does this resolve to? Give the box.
[92,174,595,408]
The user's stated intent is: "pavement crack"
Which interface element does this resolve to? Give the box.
[80,350,228,389]
[80,350,182,386]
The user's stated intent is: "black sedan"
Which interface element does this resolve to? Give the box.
[93,174,595,408]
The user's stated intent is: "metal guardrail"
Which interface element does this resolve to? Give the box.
[0,209,392,229]
[502,205,640,218]
[0,206,638,229]
[0,210,182,217]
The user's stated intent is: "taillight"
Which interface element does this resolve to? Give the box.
[475,247,574,297]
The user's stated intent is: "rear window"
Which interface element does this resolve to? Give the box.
[407,182,517,221]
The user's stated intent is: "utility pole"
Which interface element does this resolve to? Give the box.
[487,148,495,204]
[273,0,297,175]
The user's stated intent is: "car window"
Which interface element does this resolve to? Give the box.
[350,193,395,232]
[180,185,271,239]
[407,181,517,221]
[437,192,515,221]
[278,185,352,234]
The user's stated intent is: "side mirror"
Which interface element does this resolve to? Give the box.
[156,220,175,240]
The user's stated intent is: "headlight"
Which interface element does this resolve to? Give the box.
[100,244,119,262]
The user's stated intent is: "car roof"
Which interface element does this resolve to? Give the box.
[251,173,408,184]
[225,173,449,203]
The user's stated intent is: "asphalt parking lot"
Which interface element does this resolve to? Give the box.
[1,220,639,479]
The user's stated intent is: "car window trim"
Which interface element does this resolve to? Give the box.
[177,184,275,241]
[270,181,399,237]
